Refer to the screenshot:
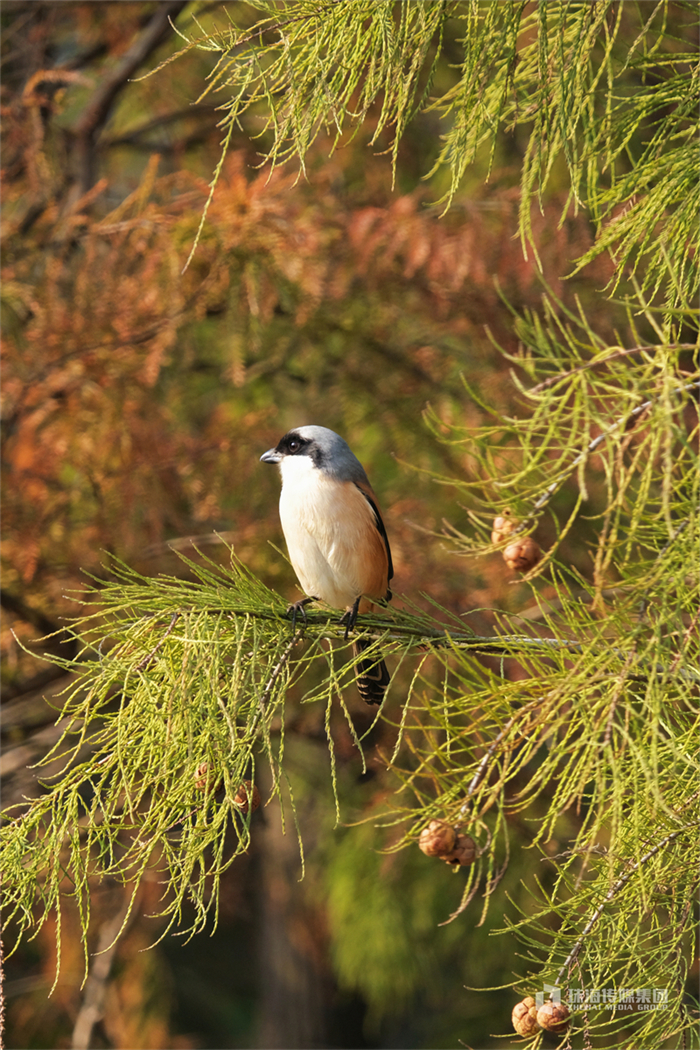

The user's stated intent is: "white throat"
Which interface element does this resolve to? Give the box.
[278,454,317,486]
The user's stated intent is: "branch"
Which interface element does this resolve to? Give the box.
[121,606,700,687]
[528,378,700,515]
[133,612,179,671]
[460,697,543,811]
[639,518,689,618]
[528,345,698,394]
[0,589,63,637]
[554,820,700,986]
[72,1,188,191]
[202,3,339,52]
[259,629,305,711]
[71,890,137,1050]
[1,665,74,705]
[0,589,78,695]
[102,103,219,150]
[302,611,699,680]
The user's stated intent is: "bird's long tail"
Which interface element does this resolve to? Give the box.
[353,638,390,705]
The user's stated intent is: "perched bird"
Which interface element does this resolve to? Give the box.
[260,425,393,704]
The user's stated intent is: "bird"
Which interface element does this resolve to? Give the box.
[260,425,393,705]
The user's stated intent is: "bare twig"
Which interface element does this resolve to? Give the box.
[259,630,304,710]
[0,589,65,638]
[104,104,217,140]
[602,651,636,747]
[71,890,137,1050]
[460,696,543,813]
[197,3,339,53]
[669,607,700,676]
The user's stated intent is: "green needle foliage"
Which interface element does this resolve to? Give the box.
[384,331,699,1047]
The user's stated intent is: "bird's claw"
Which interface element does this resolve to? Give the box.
[287,597,315,632]
[340,596,361,641]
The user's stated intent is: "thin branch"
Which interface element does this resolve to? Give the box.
[196,4,339,54]
[1,665,75,705]
[639,518,689,619]
[0,589,64,638]
[97,604,700,687]
[528,345,697,394]
[102,103,219,147]
[280,616,700,685]
[529,379,700,515]
[133,613,179,671]
[554,821,700,986]
[669,607,700,676]
[71,890,137,1050]
[259,629,304,711]
[460,696,543,816]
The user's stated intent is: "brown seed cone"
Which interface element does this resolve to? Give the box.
[503,536,541,572]
[443,833,477,867]
[234,779,261,814]
[491,509,518,544]
[512,996,540,1037]
[418,819,457,858]
[536,1000,571,1034]
[194,761,222,794]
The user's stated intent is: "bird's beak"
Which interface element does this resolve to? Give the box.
[260,448,282,464]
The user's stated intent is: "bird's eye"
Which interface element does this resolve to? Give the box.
[288,439,300,452]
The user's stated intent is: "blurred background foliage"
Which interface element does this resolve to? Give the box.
[1,3,697,1049]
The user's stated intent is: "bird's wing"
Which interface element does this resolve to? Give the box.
[354,480,394,593]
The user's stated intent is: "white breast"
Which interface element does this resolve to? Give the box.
[277,456,375,610]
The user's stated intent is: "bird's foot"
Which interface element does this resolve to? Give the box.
[287,597,315,632]
[340,596,361,641]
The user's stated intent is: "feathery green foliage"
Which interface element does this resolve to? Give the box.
[380,316,700,1047]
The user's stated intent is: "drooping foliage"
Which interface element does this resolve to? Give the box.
[168,0,699,314]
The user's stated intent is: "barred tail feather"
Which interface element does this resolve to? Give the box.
[353,638,389,705]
